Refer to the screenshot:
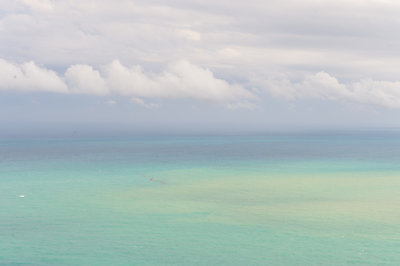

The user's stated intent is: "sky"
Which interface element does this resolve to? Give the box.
[1,0,400,135]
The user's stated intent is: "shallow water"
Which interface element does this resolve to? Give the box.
[1,134,400,265]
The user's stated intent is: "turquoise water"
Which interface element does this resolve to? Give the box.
[1,133,400,265]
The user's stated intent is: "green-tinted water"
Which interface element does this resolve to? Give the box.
[1,134,399,265]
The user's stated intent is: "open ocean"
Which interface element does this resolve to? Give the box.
[1,133,400,265]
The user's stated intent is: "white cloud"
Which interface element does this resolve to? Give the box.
[0,58,256,108]
[257,72,400,109]
[4,57,400,110]
[0,59,67,93]
[103,59,256,105]
[298,72,352,100]
[159,60,256,102]
[65,64,108,95]
[103,60,160,97]
[349,79,400,109]
[131,97,161,109]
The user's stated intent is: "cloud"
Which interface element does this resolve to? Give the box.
[4,57,400,110]
[0,59,67,93]
[257,72,400,109]
[17,0,54,12]
[65,64,108,95]
[103,60,160,97]
[131,97,161,109]
[3,57,400,110]
[3,0,400,82]
[158,60,256,102]
[100,59,257,104]
[175,29,201,41]
[296,72,352,100]
[3,0,400,114]
[0,58,256,107]
[349,79,400,109]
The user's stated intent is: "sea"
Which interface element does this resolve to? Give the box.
[1,132,399,265]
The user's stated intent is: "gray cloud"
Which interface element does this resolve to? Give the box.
[3,0,400,77]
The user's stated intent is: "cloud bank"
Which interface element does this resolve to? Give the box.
[2,0,400,114]
[3,57,400,110]
[0,58,256,108]
[4,0,400,82]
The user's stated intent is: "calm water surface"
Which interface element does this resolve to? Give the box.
[1,133,399,265]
